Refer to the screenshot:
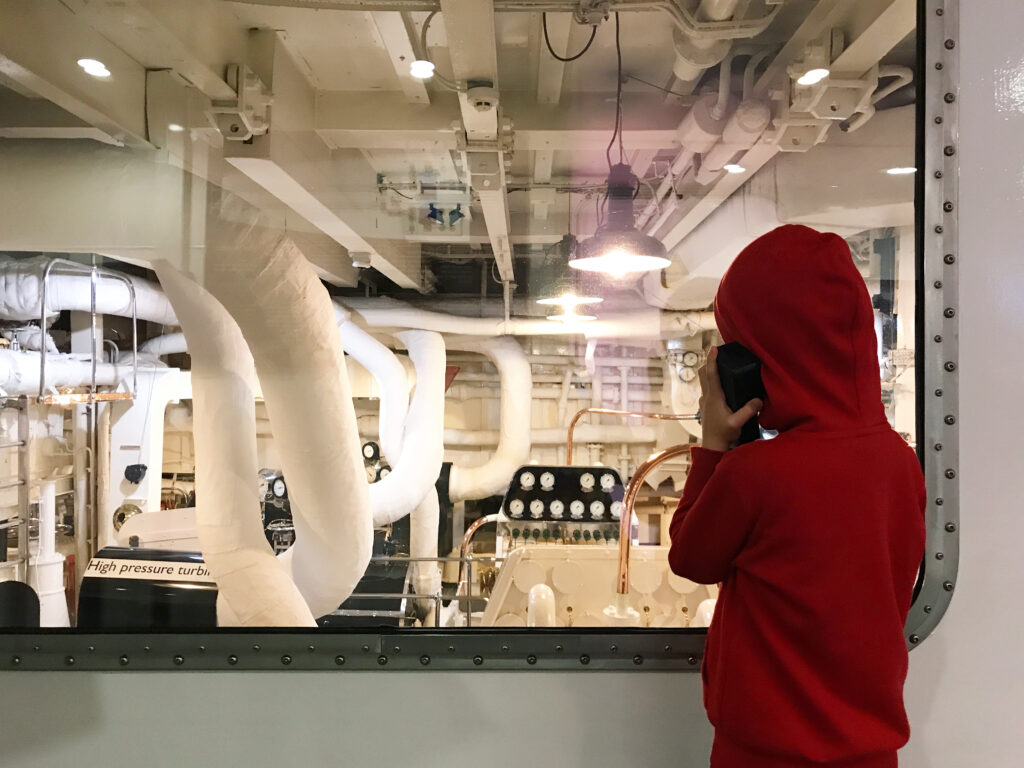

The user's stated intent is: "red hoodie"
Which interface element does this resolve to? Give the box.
[668,225,926,768]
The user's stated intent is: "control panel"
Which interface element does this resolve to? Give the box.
[498,466,627,550]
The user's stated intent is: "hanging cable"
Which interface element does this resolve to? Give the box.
[419,11,463,93]
[542,12,598,63]
[605,12,624,170]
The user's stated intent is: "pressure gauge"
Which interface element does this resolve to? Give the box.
[540,471,555,491]
[569,500,585,519]
[682,351,699,367]
[580,472,595,491]
[599,473,616,491]
[379,467,391,479]
[362,442,380,461]
[273,478,287,498]
[509,499,525,518]
[610,501,623,520]
[590,500,606,519]
[549,500,565,519]
[680,366,697,382]
[520,471,536,490]
[529,499,545,519]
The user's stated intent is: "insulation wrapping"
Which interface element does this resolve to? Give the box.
[0,349,124,395]
[448,337,533,503]
[367,330,446,526]
[409,490,442,600]
[203,200,372,619]
[153,261,315,627]
[0,256,177,325]
[28,480,70,628]
[335,309,410,466]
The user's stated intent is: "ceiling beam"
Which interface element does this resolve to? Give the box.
[440,0,515,282]
[226,30,423,290]
[0,0,150,146]
[370,11,431,104]
[536,12,571,105]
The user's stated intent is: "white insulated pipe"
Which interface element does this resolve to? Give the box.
[140,333,187,356]
[356,418,660,448]
[447,337,532,503]
[694,97,772,185]
[334,305,410,466]
[153,261,315,627]
[340,298,715,340]
[0,257,177,326]
[205,233,373,620]
[671,0,740,83]
[0,349,125,395]
[368,330,446,527]
[28,480,70,628]
[527,583,557,627]
[410,490,442,600]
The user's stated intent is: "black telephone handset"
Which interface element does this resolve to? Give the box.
[715,342,766,445]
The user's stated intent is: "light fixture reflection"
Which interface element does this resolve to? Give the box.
[546,311,597,323]
[570,248,670,278]
[886,167,917,175]
[167,123,185,133]
[77,58,111,78]
[723,163,746,174]
[797,68,830,86]
[409,60,435,79]
[536,293,603,308]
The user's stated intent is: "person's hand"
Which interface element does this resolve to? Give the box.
[697,346,764,452]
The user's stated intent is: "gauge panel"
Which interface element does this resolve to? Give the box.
[502,465,625,524]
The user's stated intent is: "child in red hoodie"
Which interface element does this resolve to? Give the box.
[669,225,926,768]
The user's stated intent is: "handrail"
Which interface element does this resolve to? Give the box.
[457,513,500,586]
[37,257,138,404]
[616,443,692,595]
[565,407,698,464]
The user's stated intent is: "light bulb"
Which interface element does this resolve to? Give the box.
[569,248,670,276]
[797,68,830,86]
[723,163,746,174]
[886,167,917,175]
[77,58,111,78]
[409,60,435,80]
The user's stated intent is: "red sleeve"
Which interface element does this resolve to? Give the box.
[668,446,759,585]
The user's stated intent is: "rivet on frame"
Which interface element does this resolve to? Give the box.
[173,655,185,666]
[945,469,957,479]
[11,656,21,665]
[935,388,944,397]
[945,522,957,533]
[934,280,943,289]
[633,655,644,666]
[944,93,956,104]
[420,655,431,665]
[281,655,292,666]
[228,655,238,665]
[934,334,943,342]
[943,144,956,156]
[119,655,129,666]
[377,655,388,666]
[335,655,345,665]
[936,552,945,560]
[943,581,954,592]
[65,656,75,666]
[923,604,933,613]
[580,654,591,665]
[935,7,944,15]
[944,39,956,50]
[935,62,943,70]
[934,116,943,124]
[944,308,956,318]
[909,634,921,644]
[944,360,957,371]
[943,201,954,212]
[687,656,698,666]
[934,443,944,452]
[473,655,484,666]
[944,415,956,425]
[934,170,943,179]
[527,654,538,665]
[936,497,945,505]
[944,253,956,264]
[935,225,944,234]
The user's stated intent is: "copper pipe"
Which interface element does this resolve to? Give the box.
[457,513,500,586]
[565,407,698,464]
[616,444,692,595]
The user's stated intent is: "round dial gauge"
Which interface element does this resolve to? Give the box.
[580,472,595,491]
[610,501,623,520]
[362,442,379,460]
[569,500,585,519]
[680,366,697,382]
[520,471,536,490]
[549,500,565,519]
[509,499,525,518]
[682,351,699,367]
[529,499,545,519]
[599,473,616,491]
[273,478,286,498]
[539,471,555,491]
[590,500,606,519]
[379,467,391,479]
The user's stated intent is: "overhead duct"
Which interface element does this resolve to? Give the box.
[339,297,715,340]
[153,261,315,627]
[0,257,177,326]
[447,337,532,503]
[335,305,410,467]
[203,197,372,619]
[368,330,446,527]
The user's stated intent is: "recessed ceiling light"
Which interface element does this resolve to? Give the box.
[797,68,830,86]
[167,123,185,133]
[723,163,746,174]
[409,60,435,80]
[886,167,917,175]
[77,58,111,79]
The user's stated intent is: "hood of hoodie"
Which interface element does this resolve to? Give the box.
[713,224,886,433]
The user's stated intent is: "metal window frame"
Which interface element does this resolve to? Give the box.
[0,0,956,671]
